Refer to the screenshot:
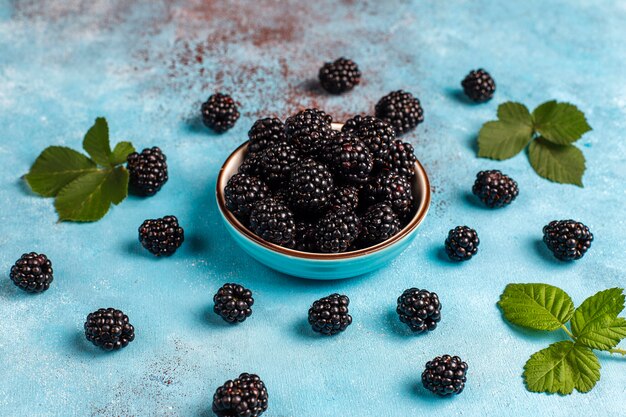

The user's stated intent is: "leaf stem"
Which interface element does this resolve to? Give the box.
[608,348,626,356]
[560,324,575,340]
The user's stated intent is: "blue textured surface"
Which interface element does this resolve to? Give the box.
[0,1,625,416]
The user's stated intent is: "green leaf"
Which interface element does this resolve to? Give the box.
[528,138,585,186]
[478,102,533,160]
[532,101,592,145]
[571,288,626,350]
[498,283,574,331]
[577,317,626,351]
[110,141,135,166]
[83,117,111,166]
[24,146,98,197]
[523,341,600,394]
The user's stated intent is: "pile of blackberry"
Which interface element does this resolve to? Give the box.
[225,109,419,253]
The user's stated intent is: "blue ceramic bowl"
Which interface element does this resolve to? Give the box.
[216,128,431,279]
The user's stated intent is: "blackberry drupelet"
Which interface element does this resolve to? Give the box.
[360,203,401,245]
[287,159,334,215]
[396,288,441,333]
[84,308,135,351]
[248,117,286,154]
[543,220,593,261]
[138,215,185,256]
[10,252,53,293]
[126,147,168,197]
[212,373,268,417]
[422,355,468,396]
[315,207,360,253]
[318,57,361,94]
[285,109,333,155]
[213,283,254,323]
[201,93,240,133]
[328,135,374,183]
[295,221,318,252]
[375,90,424,135]
[258,142,300,188]
[472,170,518,208]
[224,173,270,221]
[308,293,352,335]
[342,115,395,166]
[383,140,417,179]
[249,197,296,248]
[329,185,360,211]
[461,69,496,102]
[445,226,479,261]
[362,173,415,218]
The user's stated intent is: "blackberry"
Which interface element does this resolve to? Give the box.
[212,373,268,417]
[258,142,300,188]
[329,185,360,211]
[375,90,424,135]
[543,220,593,261]
[10,252,53,293]
[360,203,401,245]
[362,173,415,218]
[239,151,263,177]
[422,355,468,396]
[201,93,240,133]
[138,215,185,256]
[224,173,270,221]
[383,140,417,179]
[287,159,334,215]
[318,57,361,94]
[328,135,374,183]
[342,115,395,166]
[84,308,135,351]
[445,226,479,261]
[285,109,333,155]
[461,69,495,103]
[295,221,318,252]
[315,207,360,253]
[308,293,352,335]
[396,288,441,333]
[248,117,286,154]
[249,198,296,248]
[472,170,518,208]
[213,283,254,323]
[126,147,168,197]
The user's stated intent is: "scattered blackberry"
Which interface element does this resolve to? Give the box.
[84,308,135,351]
[543,220,593,261]
[224,173,270,221]
[375,90,424,135]
[318,57,361,94]
[213,283,254,323]
[472,170,518,208]
[308,293,352,335]
[362,173,415,218]
[396,288,441,333]
[239,151,263,177]
[329,185,360,211]
[445,226,479,261]
[383,140,417,178]
[258,142,300,188]
[138,215,185,256]
[287,159,334,214]
[248,117,286,154]
[461,69,496,102]
[315,207,360,253]
[422,355,468,396]
[126,147,168,197]
[360,203,401,245]
[295,221,318,252]
[212,373,268,417]
[201,93,240,133]
[249,198,296,248]
[10,252,53,293]
[342,115,395,166]
[285,109,333,155]
[328,135,374,183]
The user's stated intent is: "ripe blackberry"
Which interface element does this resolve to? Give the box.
[363,173,415,218]
[138,215,185,256]
[396,288,441,333]
[375,90,424,135]
[445,226,479,261]
[285,109,333,155]
[472,170,519,208]
[360,203,401,245]
[126,147,168,197]
[249,198,296,248]
[287,159,334,214]
[461,69,495,102]
[224,173,270,221]
[212,373,268,417]
[318,57,361,94]
[84,308,135,351]
[422,355,468,396]
[328,135,374,183]
[543,220,593,261]
[329,185,360,211]
[248,117,286,154]
[10,252,53,293]
[239,151,263,177]
[201,93,240,133]
[213,283,254,323]
[308,293,352,335]
[315,207,360,253]
[342,115,395,166]
[258,142,300,188]
[295,221,318,252]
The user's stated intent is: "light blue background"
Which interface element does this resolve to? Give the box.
[0,1,624,416]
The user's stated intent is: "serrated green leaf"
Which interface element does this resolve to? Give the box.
[528,138,585,186]
[577,317,626,351]
[83,117,111,166]
[478,102,533,160]
[106,166,129,205]
[110,141,135,166]
[24,146,98,197]
[498,283,574,331]
[571,288,625,350]
[497,102,534,125]
[532,101,592,145]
